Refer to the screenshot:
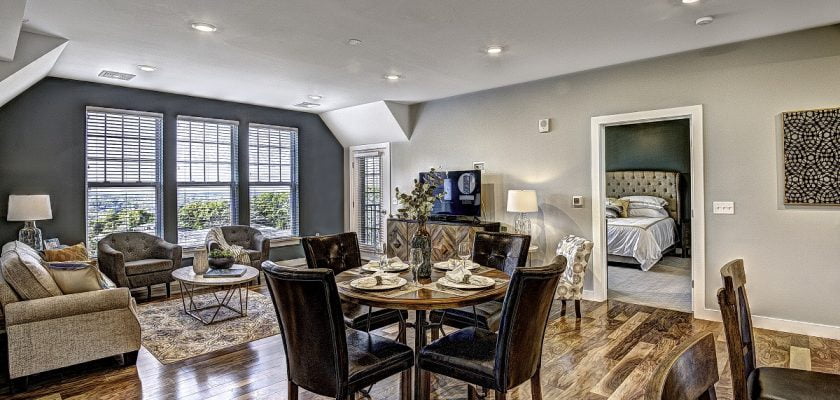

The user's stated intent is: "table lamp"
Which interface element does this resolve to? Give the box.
[507,190,538,235]
[7,195,53,250]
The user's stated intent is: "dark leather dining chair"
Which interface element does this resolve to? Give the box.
[418,256,565,400]
[262,263,414,400]
[431,231,531,334]
[717,259,840,400]
[646,332,719,400]
[301,232,407,337]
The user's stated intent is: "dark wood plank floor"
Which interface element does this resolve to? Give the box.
[3,283,839,400]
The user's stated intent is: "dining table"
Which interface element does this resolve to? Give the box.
[335,263,511,400]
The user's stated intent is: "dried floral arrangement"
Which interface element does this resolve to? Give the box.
[394,168,444,221]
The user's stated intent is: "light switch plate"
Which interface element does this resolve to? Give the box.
[713,201,735,214]
[473,162,485,171]
[572,195,584,208]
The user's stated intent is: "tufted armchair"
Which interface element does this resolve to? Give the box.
[554,235,593,318]
[205,225,270,283]
[98,232,182,299]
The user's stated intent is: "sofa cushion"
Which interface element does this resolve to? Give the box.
[124,259,172,276]
[44,243,90,262]
[0,244,63,300]
[47,262,112,294]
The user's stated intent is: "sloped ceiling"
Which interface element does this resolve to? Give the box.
[0,31,68,108]
[320,101,411,147]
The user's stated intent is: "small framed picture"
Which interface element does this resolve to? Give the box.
[44,238,61,250]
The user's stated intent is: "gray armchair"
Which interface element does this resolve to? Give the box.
[97,232,182,299]
[205,225,270,283]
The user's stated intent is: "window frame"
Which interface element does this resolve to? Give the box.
[349,143,391,253]
[84,106,164,250]
[247,123,300,239]
[175,115,240,248]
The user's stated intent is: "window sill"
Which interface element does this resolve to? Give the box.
[181,236,301,258]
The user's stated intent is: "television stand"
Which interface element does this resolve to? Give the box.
[386,218,500,261]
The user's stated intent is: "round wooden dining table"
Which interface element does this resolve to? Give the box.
[335,265,510,400]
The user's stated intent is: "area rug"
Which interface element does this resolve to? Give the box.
[608,256,692,312]
[137,289,280,364]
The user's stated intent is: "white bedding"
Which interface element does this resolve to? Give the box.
[607,217,676,271]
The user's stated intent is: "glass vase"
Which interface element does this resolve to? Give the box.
[411,218,432,279]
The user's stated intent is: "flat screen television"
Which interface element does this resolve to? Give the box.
[419,170,482,217]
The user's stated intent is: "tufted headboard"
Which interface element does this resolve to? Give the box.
[605,170,681,221]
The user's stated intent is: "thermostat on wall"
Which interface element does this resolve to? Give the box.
[538,118,551,133]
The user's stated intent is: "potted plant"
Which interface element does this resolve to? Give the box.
[208,248,235,269]
[394,168,444,279]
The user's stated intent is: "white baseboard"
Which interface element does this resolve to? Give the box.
[582,289,598,301]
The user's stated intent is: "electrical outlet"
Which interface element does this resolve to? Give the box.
[473,162,485,171]
[713,202,735,214]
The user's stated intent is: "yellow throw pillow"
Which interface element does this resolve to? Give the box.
[44,243,90,262]
[606,198,630,218]
[46,263,107,294]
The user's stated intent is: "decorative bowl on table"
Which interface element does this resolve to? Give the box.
[208,256,234,270]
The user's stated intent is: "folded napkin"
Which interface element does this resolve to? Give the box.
[445,264,473,284]
[372,270,400,285]
[387,257,404,266]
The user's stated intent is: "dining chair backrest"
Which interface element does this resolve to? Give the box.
[716,259,755,400]
[646,332,719,400]
[494,255,565,391]
[262,262,349,398]
[301,232,363,274]
[472,231,531,275]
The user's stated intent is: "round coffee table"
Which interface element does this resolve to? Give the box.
[172,265,259,325]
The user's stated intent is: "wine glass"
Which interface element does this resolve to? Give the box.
[379,240,389,270]
[409,248,423,284]
[458,242,471,269]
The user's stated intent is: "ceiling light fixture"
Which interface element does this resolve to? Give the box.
[485,45,504,55]
[682,0,700,3]
[137,65,157,72]
[695,16,714,26]
[308,94,323,101]
[384,74,402,81]
[190,22,218,32]
[346,38,362,46]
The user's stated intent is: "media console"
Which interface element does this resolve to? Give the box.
[386,218,501,262]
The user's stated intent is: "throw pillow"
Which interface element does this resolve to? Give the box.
[606,197,630,218]
[47,263,111,294]
[0,246,63,299]
[45,243,90,262]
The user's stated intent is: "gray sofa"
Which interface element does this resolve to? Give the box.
[97,232,182,298]
[0,241,141,390]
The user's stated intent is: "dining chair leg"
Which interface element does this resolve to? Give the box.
[422,370,431,400]
[400,367,412,400]
[495,390,506,400]
[575,299,582,319]
[530,368,543,400]
[288,381,298,400]
[560,299,567,316]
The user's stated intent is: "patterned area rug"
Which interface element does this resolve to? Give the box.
[137,289,280,364]
[608,256,692,312]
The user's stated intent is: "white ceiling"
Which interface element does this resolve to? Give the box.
[22,0,840,113]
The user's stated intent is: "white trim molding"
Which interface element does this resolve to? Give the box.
[590,105,706,316]
[697,307,840,340]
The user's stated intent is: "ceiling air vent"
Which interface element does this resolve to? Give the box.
[294,102,321,108]
[98,70,136,81]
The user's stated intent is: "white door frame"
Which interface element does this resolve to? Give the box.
[349,142,391,254]
[590,105,711,318]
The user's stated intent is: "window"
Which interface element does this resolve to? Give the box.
[350,144,390,252]
[176,116,238,247]
[85,107,162,251]
[248,123,299,238]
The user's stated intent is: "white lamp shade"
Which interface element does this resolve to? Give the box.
[507,190,538,213]
[7,195,53,221]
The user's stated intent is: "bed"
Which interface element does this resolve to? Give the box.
[605,171,681,271]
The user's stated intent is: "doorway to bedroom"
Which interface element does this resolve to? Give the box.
[603,120,692,312]
[590,105,706,317]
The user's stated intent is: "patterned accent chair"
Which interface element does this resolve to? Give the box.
[205,225,270,283]
[97,232,182,299]
[554,235,593,318]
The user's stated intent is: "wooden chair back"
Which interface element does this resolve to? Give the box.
[716,259,755,400]
[646,332,719,400]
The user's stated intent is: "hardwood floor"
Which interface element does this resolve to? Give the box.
[4,284,840,399]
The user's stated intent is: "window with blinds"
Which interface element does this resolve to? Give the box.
[248,123,299,238]
[176,116,238,247]
[353,151,385,250]
[85,107,162,251]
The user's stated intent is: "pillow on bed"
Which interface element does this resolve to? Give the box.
[628,207,669,218]
[621,195,668,207]
[627,202,667,211]
[605,208,619,219]
[606,198,629,218]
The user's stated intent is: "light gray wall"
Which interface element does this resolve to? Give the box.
[391,26,840,326]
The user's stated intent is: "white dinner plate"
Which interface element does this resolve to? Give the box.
[433,260,479,271]
[436,275,495,290]
[349,276,408,291]
[361,262,409,273]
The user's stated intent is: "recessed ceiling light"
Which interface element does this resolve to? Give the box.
[695,16,714,26]
[308,94,323,101]
[384,74,402,81]
[485,45,504,55]
[346,38,362,46]
[190,22,217,32]
[682,0,700,3]
[137,65,157,72]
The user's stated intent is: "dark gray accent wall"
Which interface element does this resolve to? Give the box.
[605,119,690,218]
[0,77,343,245]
